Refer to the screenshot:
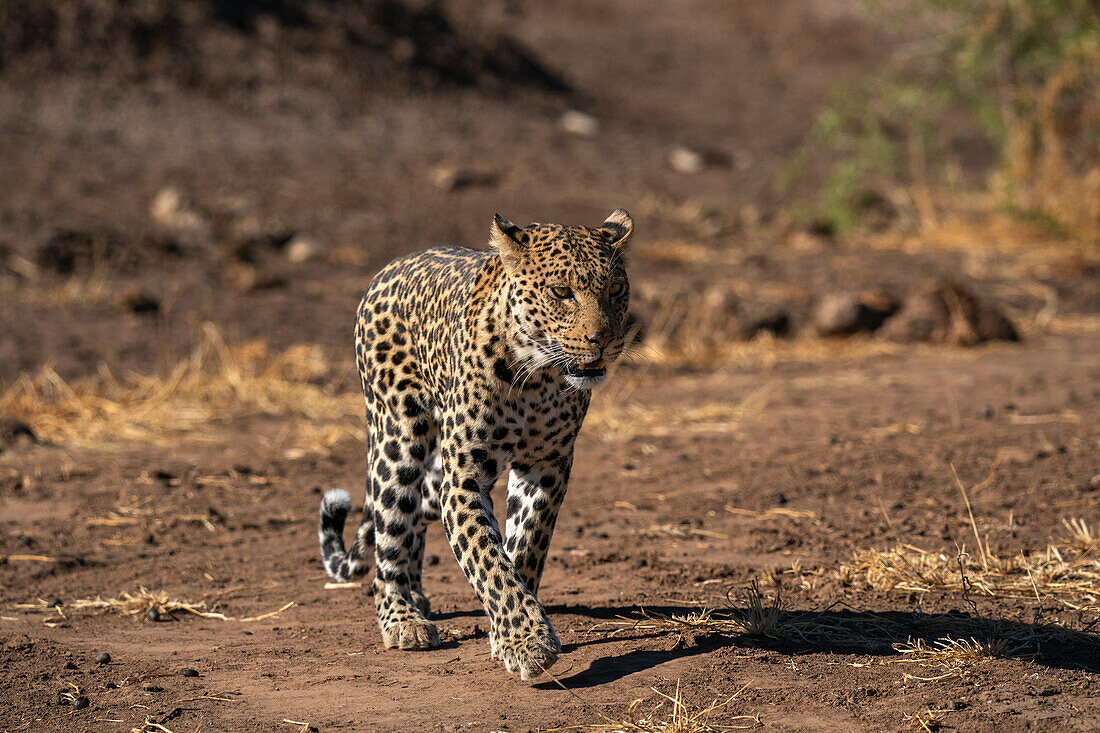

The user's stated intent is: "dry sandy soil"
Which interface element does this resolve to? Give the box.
[2,1,1100,731]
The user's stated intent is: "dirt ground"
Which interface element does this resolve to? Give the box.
[2,1,1100,731]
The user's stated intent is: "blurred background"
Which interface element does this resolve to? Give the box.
[2,0,1096,384]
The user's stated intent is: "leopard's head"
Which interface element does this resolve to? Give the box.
[491,209,633,390]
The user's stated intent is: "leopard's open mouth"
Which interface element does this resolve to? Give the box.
[565,358,606,378]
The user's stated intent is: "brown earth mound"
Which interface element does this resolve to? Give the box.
[0,0,570,98]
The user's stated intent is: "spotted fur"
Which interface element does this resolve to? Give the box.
[318,210,634,678]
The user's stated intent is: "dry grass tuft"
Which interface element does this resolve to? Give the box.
[16,586,294,623]
[543,680,759,732]
[890,636,1029,682]
[0,323,362,452]
[902,707,950,732]
[827,529,1100,611]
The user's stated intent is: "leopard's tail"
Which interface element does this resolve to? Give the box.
[319,489,374,582]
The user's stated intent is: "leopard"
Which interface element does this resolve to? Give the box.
[317,209,634,680]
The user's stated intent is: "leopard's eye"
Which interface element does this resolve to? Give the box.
[549,285,574,300]
[608,280,626,298]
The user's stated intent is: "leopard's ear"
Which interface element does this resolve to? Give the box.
[490,213,527,268]
[598,209,633,250]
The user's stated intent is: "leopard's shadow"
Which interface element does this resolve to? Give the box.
[528,603,1100,689]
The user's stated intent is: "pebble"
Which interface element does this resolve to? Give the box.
[146,608,161,622]
[150,187,207,234]
[181,668,200,678]
[668,146,705,174]
[94,652,111,665]
[71,696,89,710]
[46,597,62,608]
[559,110,599,137]
[429,165,500,191]
[285,234,321,264]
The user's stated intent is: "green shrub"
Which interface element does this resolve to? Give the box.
[783,0,1100,241]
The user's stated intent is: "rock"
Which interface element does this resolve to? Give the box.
[180,668,199,677]
[94,652,111,665]
[879,280,1018,345]
[151,188,207,234]
[559,110,599,137]
[429,165,501,191]
[668,146,705,174]
[812,290,898,337]
[285,234,321,264]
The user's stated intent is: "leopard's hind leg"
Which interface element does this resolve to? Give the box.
[368,400,440,650]
[406,451,441,616]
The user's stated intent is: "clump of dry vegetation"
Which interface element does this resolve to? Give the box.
[16,586,294,624]
[0,323,362,453]
[890,636,1028,682]
[544,680,759,732]
[826,521,1100,612]
[601,551,1099,679]
[903,707,951,732]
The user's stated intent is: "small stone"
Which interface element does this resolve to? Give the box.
[146,608,161,622]
[240,630,253,636]
[71,695,89,710]
[559,110,599,137]
[180,668,199,678]
[94,652,111,665]
[151,187,206,234]
[45,597,62,608]
[668,146,705,174]
[812,291,897,337]
[429,165,500,191]
[285,234,321,263]
[142,684,163,692]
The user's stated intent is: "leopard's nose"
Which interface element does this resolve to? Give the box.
[588,334,613,351]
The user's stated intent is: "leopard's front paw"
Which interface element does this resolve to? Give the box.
[379,615,440,650]
[492,616,561,680]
